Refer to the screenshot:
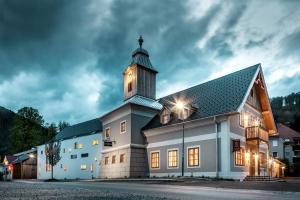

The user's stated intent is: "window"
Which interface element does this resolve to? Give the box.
[74,142,78,149]
[81,164,87,170]
[150,152,159,169]
[128,82,132,92]
[250,89,254,97]
[105,128,110,139]
[63,165,67,171]
[112,155,116,164]
[235,148,245,166]
[161,114,170,124]
[168,149,178,168]
[90,164,94,172]
[120,154,125,163]
[120,121,126,134]
[78,144,83,149]
[70,154,77,159]
[188,147,200,167]
[217,123,221,132]
[92,140,99,145]
[272,140,278,147]
[41,150,43,155]
[81,153,89,158]
[60,164,63,168]
[104,157,109,165]
[239,111,245,127]
[294,151,300,157]
[46,164,52,172]
[273,152,278,158]
[63,148,66,153]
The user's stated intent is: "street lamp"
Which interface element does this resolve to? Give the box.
[176,100,186,177]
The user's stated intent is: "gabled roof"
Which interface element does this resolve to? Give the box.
[143,64,261,130]
[55,118,102,141]
[277,123,300,141]
[124,95,163,110]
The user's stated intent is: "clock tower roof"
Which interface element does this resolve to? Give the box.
[130,36,158,73]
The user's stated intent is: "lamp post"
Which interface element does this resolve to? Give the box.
[176,101,185,177]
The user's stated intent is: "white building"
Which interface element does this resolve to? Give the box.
[37,119,102,180]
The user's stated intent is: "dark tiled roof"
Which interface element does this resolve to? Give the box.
[277,123,300,141]
[55,118,102,141]
[130,48,158,73]
[143,64,260,130]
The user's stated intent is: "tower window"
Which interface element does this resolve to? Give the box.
[128,82,132,92]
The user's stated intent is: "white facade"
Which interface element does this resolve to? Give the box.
[37,133,102,180]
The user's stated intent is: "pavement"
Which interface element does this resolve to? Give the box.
[0,179,300,200]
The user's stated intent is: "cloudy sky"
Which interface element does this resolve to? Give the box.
[0,0,299,125]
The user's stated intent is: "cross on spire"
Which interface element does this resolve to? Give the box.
[138,35,143,48]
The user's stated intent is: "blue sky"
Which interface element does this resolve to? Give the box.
[0,0,299,125]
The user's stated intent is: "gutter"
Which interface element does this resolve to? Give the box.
[214,116,219,178]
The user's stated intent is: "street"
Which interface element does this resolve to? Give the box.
[0,180,300,200]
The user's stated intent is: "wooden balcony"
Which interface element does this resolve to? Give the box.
[245,126,269,142]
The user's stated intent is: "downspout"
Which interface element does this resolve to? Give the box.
[214,116,219,178]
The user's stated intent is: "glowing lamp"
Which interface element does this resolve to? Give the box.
[29,153,35,158]
[254,153,259,160]
[176,101,184,110]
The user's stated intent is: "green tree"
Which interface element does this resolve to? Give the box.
[9,107,47,153]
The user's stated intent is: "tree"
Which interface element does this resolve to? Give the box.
[58,121,70,132]
[45,139,61,180]
[17,107,44,125]
[9,107,47,153]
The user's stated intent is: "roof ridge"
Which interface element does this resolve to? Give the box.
[159,64,260,100]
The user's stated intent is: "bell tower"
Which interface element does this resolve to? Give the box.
[124,36,158,100]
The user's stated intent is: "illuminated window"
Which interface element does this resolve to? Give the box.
[120,121,126,134]
[161,114,170,124]
[150,152,159,169]
[104,157,109,165]
[168,149,178,168]
[46,164,52,172]
[92,140,99,145]
[188,147,200,167]
[90,164,94,172]
[105,128,110,139]
[63,165,67,171]
[120,154,125,163]
[235,148,245,166]
[112,155,116,164]
[128,82,132,92]
[78,144,83,149]
[81,164,87,170]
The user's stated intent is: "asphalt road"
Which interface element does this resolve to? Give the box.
[1,180,300,200]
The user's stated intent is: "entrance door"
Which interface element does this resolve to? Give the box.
[249,153,255,176]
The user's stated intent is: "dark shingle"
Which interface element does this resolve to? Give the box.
[55,118,102,141]
[143,64,260,130]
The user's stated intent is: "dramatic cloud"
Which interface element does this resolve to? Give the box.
[0,0,299,124]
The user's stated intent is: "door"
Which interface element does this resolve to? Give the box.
[249,153,255,176]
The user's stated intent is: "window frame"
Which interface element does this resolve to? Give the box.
[150,150,160,169]
[105,127,110,139]
[187,146,200,168]
[234,147,245,167]
[120,120,126,134]
[167,148,179,169]
[104,157,109,165]
[112,155,116,164]
[120,154,125,163]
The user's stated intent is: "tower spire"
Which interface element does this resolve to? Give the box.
[138,35,143,48]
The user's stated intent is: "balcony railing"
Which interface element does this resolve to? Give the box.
[245,126,269,142]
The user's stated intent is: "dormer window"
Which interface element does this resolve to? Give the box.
[161,114,170,124]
